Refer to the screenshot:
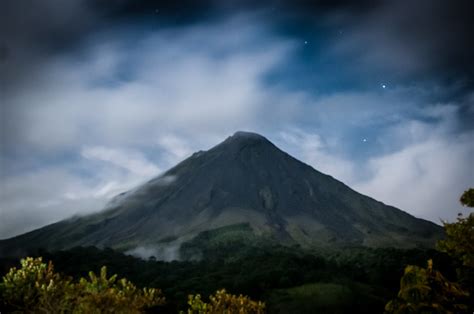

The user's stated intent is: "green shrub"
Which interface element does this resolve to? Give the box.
[0,257,165,313]
[186,289,265,313]
[385,260,469,313]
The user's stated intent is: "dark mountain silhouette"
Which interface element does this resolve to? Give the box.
[0,131,442,257]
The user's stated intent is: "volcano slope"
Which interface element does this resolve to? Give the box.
[0,131,442,257]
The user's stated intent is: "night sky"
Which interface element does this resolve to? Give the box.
[1,0,473,238]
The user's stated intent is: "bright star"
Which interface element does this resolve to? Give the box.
[304,41,308,45]
[362,138,367,142]
[381,84,386,89]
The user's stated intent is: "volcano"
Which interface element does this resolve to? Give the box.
[0,131,442,257]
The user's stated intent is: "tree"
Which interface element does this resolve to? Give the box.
[385,188,474,313]
[436,213,474,268]
[0,256,75,312]
[74,265,164,313]
[437,188,474,268]
[459,188,474,207]
[186,289,265,313]
[0,257,165,313]
[384,260,469,314]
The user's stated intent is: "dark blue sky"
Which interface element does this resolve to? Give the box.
[1,0,473,238]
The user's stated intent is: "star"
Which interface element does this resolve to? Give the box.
[381,84,387,89]
[362,138,367,142]
[304,40,308,45]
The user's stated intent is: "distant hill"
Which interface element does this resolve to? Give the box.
[0,131,442,257]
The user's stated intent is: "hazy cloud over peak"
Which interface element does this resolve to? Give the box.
[81,146,161,176]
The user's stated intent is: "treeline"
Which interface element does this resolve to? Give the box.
[0,244,453,313]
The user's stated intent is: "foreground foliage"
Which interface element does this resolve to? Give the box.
[459,188,474,208]
[0,257,165,313]
[437,188,474,268]
[386,188,474,313]
[186,289,265,314]
[384,260,469,313]
[0,257,266,313]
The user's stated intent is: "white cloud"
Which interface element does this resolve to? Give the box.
[0,156,163,238]
[278,104,473,224]
[81,146,160,176]
[157,134,193,162]
[277,129,356,183]
[0,167,105,238]
[354,133,474,223]
[3,17,294,155]
[0,146,164,238]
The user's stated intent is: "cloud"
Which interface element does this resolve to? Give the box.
[325,0,474,83]
[0,156,163,239]
[2,15,295,156]
[125,243,182,261]
[351,100,473,222]
[0,0,99,90]
[354,134,473,223]
[0,146,164,239]
[0,167,104,238]
[277,101,473,224]
[277,129,356,183]
[157,134,193,161]
[81,146,161,176]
